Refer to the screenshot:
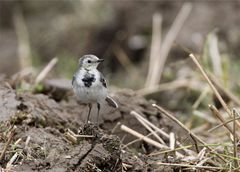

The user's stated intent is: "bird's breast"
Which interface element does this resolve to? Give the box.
[73,70,107,103]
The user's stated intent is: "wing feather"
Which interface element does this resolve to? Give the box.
[105,96,118,108]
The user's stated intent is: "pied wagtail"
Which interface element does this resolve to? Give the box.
[72,54,118,125]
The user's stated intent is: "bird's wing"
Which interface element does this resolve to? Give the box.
[99,72,118,108]
[105,96,118,108]
[99,72,107,88]
[72,74,76,86]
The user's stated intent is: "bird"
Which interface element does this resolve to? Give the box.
[72,54,118,126]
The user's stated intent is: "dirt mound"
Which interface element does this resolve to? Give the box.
[1,80,177,171]
[12,125,121,172]
[0,75,198,172]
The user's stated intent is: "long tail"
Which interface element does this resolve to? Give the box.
[105,96,118,108]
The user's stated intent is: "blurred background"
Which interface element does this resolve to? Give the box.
[1,1,240,112]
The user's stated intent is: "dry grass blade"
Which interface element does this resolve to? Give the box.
[120,125,167,149]
[189,54,240,128]
[131,111,194,156]
[189,54,230,114]
[122,132,153,149]
[64,131,77,144]
[149,145,193,157]
[74,134,94,138]
[156,162,226,170]
[169,132,175,151]
[112,45,134,74]
[6,152,18,170]
[35,57,59,84]
[0,126,17,162]
[13,8,32,70]
[120,124,184,158]
[25,136,31,146]
[196,147,207,161]
[147,3,192,86]
[139,79,201,96]
[131,111,169,139]
[209,31,222,77]
[145,13,162,88]
[130,111,166,144]
[208,116,240,133]
[153,3,192,84]
[111,122,121,134]
[193,110,217,124]
[208,104,239,139]
[208,73,240,106]
[192,86,209,110]
[232,108,238,168]
[152,104,226,162]
[196,157,211,168]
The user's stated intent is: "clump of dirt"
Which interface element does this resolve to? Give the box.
[7,125,121,172]
[0,79,186,171]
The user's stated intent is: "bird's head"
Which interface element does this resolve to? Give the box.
[78,55,104,70]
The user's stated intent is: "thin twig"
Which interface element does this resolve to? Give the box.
[153,104,226,162]
[35,57,58,84]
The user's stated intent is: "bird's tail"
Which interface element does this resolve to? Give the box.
[105,96,118,108]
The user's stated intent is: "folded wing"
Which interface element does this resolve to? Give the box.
[105,96,118,108]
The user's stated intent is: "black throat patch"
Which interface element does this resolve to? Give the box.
[82,72,96,88]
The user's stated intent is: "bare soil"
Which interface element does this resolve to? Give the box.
[0,78,189,172]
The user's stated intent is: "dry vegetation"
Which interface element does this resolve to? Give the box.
[1,1,240,172]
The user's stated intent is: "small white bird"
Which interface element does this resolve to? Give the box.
[72,54,118,125]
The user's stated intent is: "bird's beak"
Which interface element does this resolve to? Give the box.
[96,59,104,63]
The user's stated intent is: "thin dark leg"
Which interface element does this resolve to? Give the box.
[86,103,92,123]
[97,103,100,126]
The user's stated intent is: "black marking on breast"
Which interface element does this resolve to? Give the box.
[100,73,107,88]
[82,73,96,88]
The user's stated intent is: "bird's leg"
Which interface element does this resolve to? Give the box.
[97,103,101,126]
[86,103,92,124]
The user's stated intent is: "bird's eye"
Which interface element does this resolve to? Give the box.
[87,60,91,63]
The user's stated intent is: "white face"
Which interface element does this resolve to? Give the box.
[79,55,104,70]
